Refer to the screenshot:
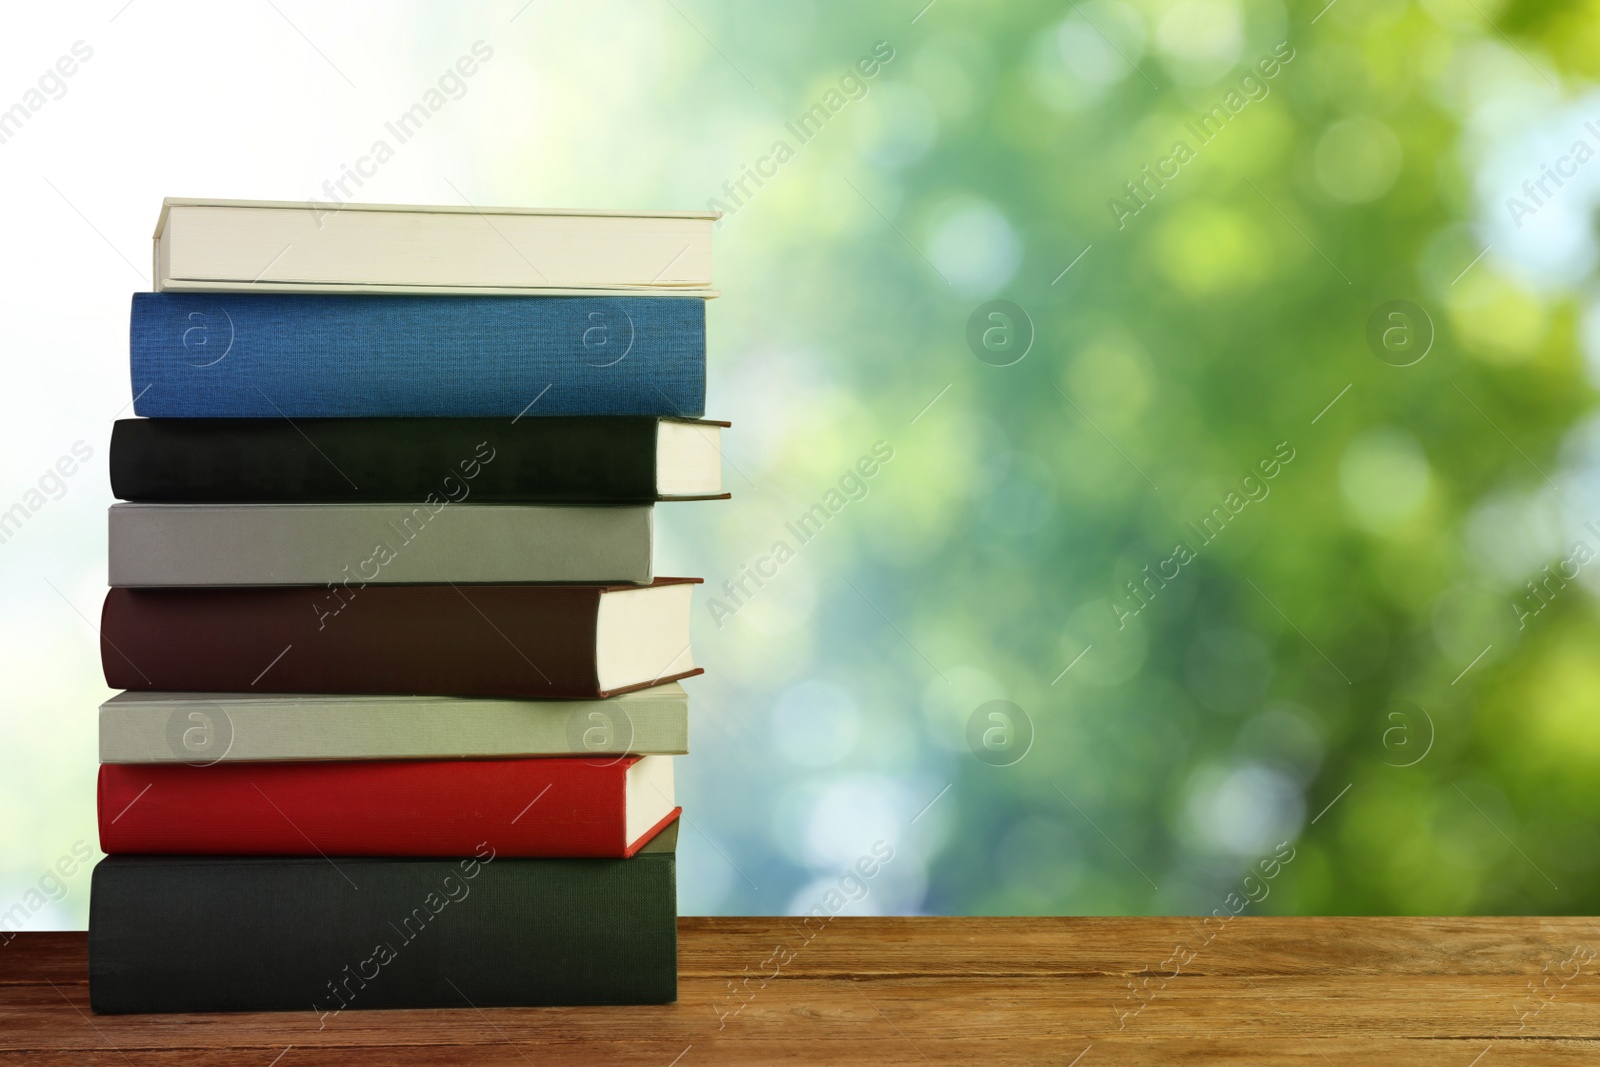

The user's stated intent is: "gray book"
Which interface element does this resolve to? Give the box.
[107,503,652,586]
[99,683,689,763]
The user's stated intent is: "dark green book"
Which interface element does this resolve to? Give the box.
[88,825,677,1014]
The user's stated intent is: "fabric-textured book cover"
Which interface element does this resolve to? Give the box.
[109,416,726,504]
[129,292,706,417]
[97,756,678,858]
[100,580,701,698]
[97,685,691,763]
[108,503,654,586]
[89,842,679,1013]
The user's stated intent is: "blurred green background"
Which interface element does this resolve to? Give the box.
[670,0,1600,917]
[1,0,1595,925]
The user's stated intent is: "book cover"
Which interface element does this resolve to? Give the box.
[100,580,700,698]
[153,197,715,295]
[130,292,705,417]
[108,502,654,586]
[89,833,678,1013]
[98,755,678,858]
[98,684,690,763]
[109,416,728,504]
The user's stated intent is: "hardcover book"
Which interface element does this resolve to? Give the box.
[108,503,654,586]
[98,755,678,858]
[110,416,726,504]
[101,579,699,698]
[153,198,715,296]
[89,827,679,1013]
[129,291,707,418]
[98,683,690,763]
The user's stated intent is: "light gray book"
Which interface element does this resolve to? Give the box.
[99,683,690,763]
[107,503,652,586]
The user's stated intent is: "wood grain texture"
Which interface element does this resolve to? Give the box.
[3,917,1599,1064]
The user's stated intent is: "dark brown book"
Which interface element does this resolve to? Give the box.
[101,579,700,699]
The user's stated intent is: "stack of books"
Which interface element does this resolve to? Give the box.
[88,199,722,1014]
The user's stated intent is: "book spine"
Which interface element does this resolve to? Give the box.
[96,758,648,858]
[99,585,609,698]
[110,417,663,503]
[128,293,705,418]
[89,853,678,1012]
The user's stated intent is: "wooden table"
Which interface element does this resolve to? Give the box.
[4,917,1599,1064]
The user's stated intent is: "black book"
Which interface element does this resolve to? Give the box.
[88,826,678,1014]
[109,417,727,504]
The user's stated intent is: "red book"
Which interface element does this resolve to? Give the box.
[97,755,678,859]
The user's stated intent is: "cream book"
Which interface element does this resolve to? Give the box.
[98,683,691,763]
[153,198,718,296]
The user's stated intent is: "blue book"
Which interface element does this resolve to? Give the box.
[129,293,705,418]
